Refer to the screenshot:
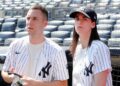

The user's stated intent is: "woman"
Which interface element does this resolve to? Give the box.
[69,8,113,86]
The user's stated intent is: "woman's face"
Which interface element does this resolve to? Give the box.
[74,13,95,35]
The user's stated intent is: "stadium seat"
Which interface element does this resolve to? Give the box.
[58,1,70,7]
[51,31,70,38]
[114,24,120,30]
[4,38,18,46]
[0,32,15,39]
[4,18,17,25]
[46,4,54,20]
[3,7,13,17]
[15,17,26,32]
[44,25,58,32]
[15,31,28,38]
[13,6,24,17]
[111,30,120,38]
[44,31,51,38]
[49,38,63,45]
[1,22,16,32]
[95,7,107,14]
[97,13,110,20]
[98,19,116,25]
[0,23,2,31]
[0,46,9,63]
[100,38,108,44]
[110,14,120,20]
[0,32,15,45]
[98,30,111,39]
[97,24,113,31]
[107,6,120,13]
[63,38,72,46]
[116,19,120,24]
[48,20,64,26]
[64,20,75,25]
[0,38,4,46]
[109,2,120,7]
[108,38,120,47]
[0,18,4,23]
[58,25,74,31]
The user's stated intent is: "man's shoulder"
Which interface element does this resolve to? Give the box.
[45,38,63,51]
[11,36,28,46]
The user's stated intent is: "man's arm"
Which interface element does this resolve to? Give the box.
[22,77,68,86]
[1,70,14,84]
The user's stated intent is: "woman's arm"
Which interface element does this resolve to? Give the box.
[94,69,110,86]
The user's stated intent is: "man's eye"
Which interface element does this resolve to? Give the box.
[33,17,37,20]
[27,17,30,20]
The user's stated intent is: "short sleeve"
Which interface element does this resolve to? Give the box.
[93,43,112,74]
[2,42,15,72]
[53,49,69,80]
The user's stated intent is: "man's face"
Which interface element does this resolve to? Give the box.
[26,9,48,36]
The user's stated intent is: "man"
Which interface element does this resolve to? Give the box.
[1,4,69,86]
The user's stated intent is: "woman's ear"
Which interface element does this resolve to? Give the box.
[91,22,96,29]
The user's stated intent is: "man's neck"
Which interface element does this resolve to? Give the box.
[29,35,45,44]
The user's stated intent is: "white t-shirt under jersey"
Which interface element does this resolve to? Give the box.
[73,40,113,86]
[24,41,44,78]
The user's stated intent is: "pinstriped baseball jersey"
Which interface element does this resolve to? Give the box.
[73,40,112,86]
[3,36,69,81]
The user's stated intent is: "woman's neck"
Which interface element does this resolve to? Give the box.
[79,33,91,49]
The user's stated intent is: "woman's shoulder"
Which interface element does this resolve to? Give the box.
[91,40,109,51]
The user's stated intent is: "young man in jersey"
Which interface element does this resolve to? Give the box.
[69,8,113,86]
[1,4,69,86]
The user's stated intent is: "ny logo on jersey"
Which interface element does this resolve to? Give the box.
[84,62,94,76]
[39,62,52,78]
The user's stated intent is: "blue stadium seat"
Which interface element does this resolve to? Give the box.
[13,6,24,17]
[1,22,16,32]
[44,31,51,38]
[97,13,110,20]
[114,24,120,30]
[48,20,64,26]
[0,23,2,31]
[0,18,4,23]
[111,30,120,38]
[4,38,18,46]
[64,20,75,25]
[44,25,58,32]
[116,19,120,24]
[97,24,113,31]
[98,19,116,25]
[0,32,15,39]
[15,17,26,32]
[108,38,120,47]
[3,7,13,17]
[58,25,74,31]
[98,30,111,39]
[4,18,17,25]
[15,31,28,38]
[63,38,72,46]
[49,38,63,45]
[110,14,120,20]
[51,31,70,38]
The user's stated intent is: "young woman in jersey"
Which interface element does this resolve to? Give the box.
[69,8,113,86]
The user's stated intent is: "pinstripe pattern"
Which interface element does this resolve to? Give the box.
[3,36,69,81]
[73,40,112,86]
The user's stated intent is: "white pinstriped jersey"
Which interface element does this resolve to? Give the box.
[73,40,113,86]
[3,36,69,81]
